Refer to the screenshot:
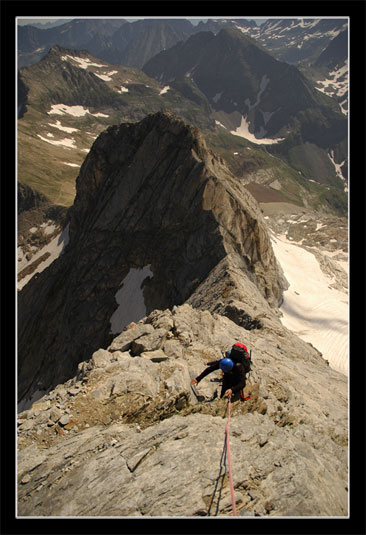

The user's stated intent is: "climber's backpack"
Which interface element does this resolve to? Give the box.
[228,343,252,373]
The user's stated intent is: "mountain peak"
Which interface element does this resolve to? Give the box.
[18,111,285,402]
[45,44,90,60]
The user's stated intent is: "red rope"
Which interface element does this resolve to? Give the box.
[225,396,237,516]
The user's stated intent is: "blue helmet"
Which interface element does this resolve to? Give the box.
[220,358,234,372]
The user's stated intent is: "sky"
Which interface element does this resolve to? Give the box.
[17,17,269,26]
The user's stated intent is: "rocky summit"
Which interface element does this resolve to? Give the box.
[17,111,348,517]
[18,110,285,404]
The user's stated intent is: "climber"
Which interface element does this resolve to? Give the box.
[191,343,251,400]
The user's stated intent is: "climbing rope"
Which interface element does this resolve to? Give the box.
[225,395,237,516]
[207,395,237,517]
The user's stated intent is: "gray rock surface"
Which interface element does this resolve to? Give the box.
[18,305,348,517]
[16,413,347,517]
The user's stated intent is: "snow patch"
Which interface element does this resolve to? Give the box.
[215,120,227,129]
[230,115,284,145]
[48,104,89,117]
[315,60,348,111]
[63,162,80,167]
[328,150,347,192]
[47,104,109,118]
[159,85,170,95]
[94,74,110,81]
[49,120,78,134]
[37,135,77,149]
[298,19,320,29]
[61,55,108,70]
[40,222,56,235]
[110,265,153,334]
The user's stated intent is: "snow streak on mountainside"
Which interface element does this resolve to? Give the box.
[314,61,348,115]
[17,224,70,291]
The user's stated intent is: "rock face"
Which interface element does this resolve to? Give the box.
[18,111,286,404]
[17,305,348,517]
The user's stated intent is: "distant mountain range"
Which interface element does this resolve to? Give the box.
[18,17,347,70]
[299,30,348,116]
[17,20,348,215]
[143,28,348,206]
[18,19,74,30]
[143,28,345,142]
[249,18,347,63]
[18,19,190,69]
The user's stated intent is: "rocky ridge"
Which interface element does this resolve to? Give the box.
[17,304,348,517]
[18,111,286,405]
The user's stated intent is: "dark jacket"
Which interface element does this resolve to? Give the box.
[195,360,247,395]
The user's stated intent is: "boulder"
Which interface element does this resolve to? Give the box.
[131,328,167,355]
[108,324,155,352]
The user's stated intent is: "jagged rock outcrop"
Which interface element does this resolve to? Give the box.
[18,111,286,404]
[17,305,348,517]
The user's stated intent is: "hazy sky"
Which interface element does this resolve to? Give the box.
[17,17,269,26]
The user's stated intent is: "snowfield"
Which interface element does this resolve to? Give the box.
[110,266,153,334]
[271,234,348,376]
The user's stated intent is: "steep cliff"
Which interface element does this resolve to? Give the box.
[18,111,286,404]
